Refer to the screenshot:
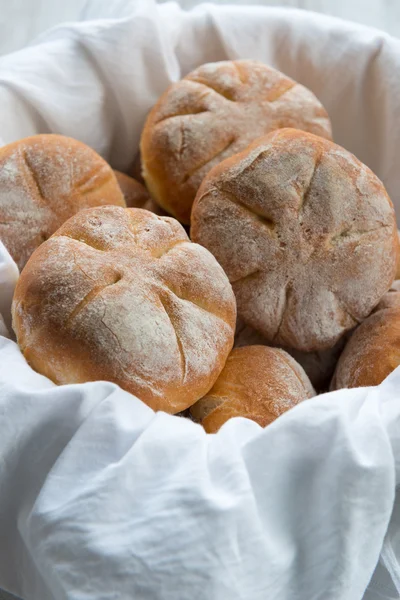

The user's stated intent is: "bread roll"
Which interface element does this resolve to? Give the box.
[113,170,150,207]
[12,206,236,413]
[234,317,345,392]
[141,60,332,223]
[331,305,400,389]
[190,346,314,433]
[0,134,125,271]
[192,128,398,352]
[396,230,400,279]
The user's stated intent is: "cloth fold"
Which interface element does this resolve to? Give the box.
[1,2,400,599]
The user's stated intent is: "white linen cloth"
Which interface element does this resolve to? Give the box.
[1,2,400,599]
[2,1,400,57]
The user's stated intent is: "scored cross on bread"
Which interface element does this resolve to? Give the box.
[0,135,125,271]
[191,128,399,352]
[12,206,236,413]
[141,60,332,223]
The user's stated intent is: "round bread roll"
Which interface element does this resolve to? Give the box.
[234,317,345,392]
[113,170,150,208]
[141,59,332,223]
[190,345,314,433]
[191,128,399,352]
[12,206,236,413]
[0,134,125,271]
[331,305,400,390]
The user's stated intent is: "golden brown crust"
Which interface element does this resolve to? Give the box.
[12,206,236,413]
[0,134,125,271]
[234,317,346,392]
[192,128,399,352]
[190,345,314,433]
[141,59,332,224]
[113,170,150,208]
[331,306,400,389]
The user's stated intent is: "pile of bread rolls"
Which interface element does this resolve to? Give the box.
[3,60,399,434]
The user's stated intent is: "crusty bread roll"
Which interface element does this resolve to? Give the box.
[396,231,400,279]
[141,60,332,223]
[0,134,125,271]
[12,206,236,413]
[113,170,150,208]
[331,304,400,389]
[190,346,314,433]
[191,128,399,352]
[234,317,345,392]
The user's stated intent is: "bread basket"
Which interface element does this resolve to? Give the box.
[1,2,400,599]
